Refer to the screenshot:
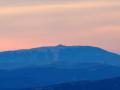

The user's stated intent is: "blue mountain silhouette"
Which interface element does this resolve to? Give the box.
[0,45,120,89]
[0,45,120,69]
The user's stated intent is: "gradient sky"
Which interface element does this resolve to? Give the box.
[0,0,120,53]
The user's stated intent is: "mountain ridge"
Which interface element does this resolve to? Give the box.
[0,45,119,55]
[0,45,120,89]
[0,45,120,69]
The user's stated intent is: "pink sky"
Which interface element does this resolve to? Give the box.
[0,0,120,53]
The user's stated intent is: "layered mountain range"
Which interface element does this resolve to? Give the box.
[0,45,120,89]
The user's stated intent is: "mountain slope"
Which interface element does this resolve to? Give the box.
[0,63,120,89]
[0,45,120,89]
[0,45,120,69]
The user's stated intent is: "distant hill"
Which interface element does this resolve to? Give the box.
[0,45,120,69]
[0,64,120,89]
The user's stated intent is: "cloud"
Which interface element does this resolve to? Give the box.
[0,1,120,15]
[0,1,120,53]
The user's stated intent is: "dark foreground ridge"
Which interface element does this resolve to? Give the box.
[24,77,120,90]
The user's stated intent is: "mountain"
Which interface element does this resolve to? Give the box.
[31,77,120,90]
[0,45,120,69]
[1,65,120,90]
[0,45,120,89]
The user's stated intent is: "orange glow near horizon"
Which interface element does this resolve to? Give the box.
[0,1,120,53]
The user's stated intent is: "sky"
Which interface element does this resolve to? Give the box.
[0,0,120,53]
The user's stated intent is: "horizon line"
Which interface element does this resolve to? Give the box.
[0,44,119,55]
